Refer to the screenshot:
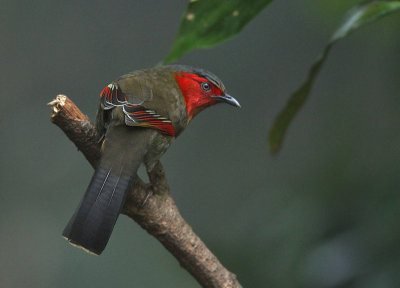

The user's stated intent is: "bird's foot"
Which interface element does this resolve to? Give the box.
[97,133,105,144]
[140,188,153,208]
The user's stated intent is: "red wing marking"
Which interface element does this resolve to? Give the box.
[100,83,175,136]
[123,105,175,137]
[100,84,127,110]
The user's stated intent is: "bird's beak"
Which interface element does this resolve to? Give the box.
[212,94,241,108]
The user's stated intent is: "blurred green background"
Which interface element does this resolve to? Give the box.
[1,1,400,287]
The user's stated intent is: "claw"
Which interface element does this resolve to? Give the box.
[140,188,153,208]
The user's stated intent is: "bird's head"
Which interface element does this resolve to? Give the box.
[172,66,241,121]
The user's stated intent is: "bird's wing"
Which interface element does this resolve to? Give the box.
[99,83,175,137]
[122,104,175,136]
[100,83,131,110]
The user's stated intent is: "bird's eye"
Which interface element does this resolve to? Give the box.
[201,82,211,92]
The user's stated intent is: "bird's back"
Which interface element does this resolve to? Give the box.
[108,67,189,136]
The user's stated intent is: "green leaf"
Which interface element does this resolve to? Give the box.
[163,0,273,64]
[269,1,400,154]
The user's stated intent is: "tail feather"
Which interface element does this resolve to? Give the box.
[63,166,131,255]
[63,126,151,255]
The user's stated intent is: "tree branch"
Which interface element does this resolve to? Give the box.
[49,95,242,288]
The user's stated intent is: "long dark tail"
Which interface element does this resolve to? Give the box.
[63,126,150,255]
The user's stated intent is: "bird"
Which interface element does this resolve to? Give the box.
[62,64,241,255]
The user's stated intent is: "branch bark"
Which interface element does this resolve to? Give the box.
[49,95,242,288]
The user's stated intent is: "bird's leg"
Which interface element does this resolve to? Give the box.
[139,161,169,207]
[147,161,169,195]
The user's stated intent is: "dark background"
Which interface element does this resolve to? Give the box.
[1,1,400,287]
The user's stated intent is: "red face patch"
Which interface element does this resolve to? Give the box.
[175,72,224,120]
